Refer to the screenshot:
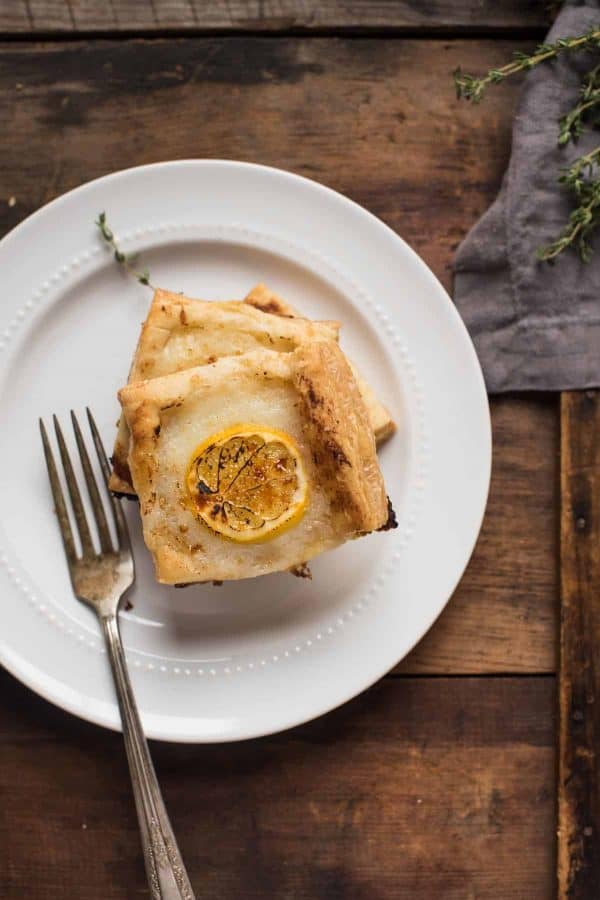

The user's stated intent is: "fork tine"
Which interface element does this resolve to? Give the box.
[86,408,131,552]
[53,415,96,558]
[71,411,113,554]
[40,418,78,564]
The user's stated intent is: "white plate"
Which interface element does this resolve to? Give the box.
[0,161,490,742]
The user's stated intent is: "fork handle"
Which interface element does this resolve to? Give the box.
[101,614,196,900]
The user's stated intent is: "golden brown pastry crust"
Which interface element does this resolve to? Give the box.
[111,285,396,495]
[129,288,339,383]
[244,284,397,447]
[243,283,298,318]
[109,288,339,493]
[293,341,388,534]
[346,367,396,444]
[118,342,389,584]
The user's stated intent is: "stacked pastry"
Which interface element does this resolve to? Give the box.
[113,284,396,584]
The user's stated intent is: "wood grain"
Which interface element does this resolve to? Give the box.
[0,36,557,673]
[558,390,600,899]
[401,393,558,674]
[0,37,528,292]
[0,668,555,899]
[0,1,550,35]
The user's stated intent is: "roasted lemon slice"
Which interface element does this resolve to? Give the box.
[186,425,308,542]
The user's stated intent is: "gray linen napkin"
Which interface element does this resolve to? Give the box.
[453,0,600,393]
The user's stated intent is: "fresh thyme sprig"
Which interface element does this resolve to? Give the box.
[95,212,152,286]
[454,25,600,262]
[558,62,600,144]
[537,147,600,262]
[454,27,600,103]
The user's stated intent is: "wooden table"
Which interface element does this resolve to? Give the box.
[0,3,563,897]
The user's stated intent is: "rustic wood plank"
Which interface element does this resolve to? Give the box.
[0,37,527,297]
[401,393,558,674]
[0,0,31,30]
[558,390,600,899]
[0,668,555,899]
[0,1,550,34]
[0,36,557,673]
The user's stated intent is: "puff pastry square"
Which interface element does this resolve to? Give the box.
[244,285,396,445]
[118,340,392,584]
[110,288,339,493]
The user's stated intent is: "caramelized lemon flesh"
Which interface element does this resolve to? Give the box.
[186,425,308,542]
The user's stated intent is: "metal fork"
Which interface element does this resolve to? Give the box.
[40,409,196,900]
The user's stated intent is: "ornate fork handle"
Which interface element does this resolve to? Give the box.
[101,614,195,900]
[41,411,195,899]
